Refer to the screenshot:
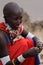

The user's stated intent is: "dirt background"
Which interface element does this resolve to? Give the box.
[22,11,43,65]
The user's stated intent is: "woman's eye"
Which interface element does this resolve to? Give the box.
[14,16,22,20]
[14,17,18,20]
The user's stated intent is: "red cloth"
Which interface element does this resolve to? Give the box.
[7,38,35,65]
[0,38,35,65]
[0,22,35,65]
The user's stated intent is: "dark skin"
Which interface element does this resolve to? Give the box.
[0,3,27,64]
[3,2,42,42]
[0,10,30,64]
[3,2,22,30]
[0,2,42,65]
[3,2,29,37]
[0,31,8,58]
[0,30,40,65]
[3,2,42,52]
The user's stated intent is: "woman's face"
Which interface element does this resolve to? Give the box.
[7,15,22,30]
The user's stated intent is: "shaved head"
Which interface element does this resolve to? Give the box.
[3,2,22,30]
[3,2,22,17]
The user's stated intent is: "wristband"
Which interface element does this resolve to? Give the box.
[17,55,25,63]
[0,55,10,65]
[26,32,34,39]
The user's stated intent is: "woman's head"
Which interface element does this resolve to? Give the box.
[3,2,23,30]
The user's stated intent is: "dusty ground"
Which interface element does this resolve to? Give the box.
[22,13,43,64]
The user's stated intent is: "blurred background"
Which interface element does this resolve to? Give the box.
[0,0,43,64]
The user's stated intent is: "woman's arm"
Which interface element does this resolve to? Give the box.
[21,28,43,52]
